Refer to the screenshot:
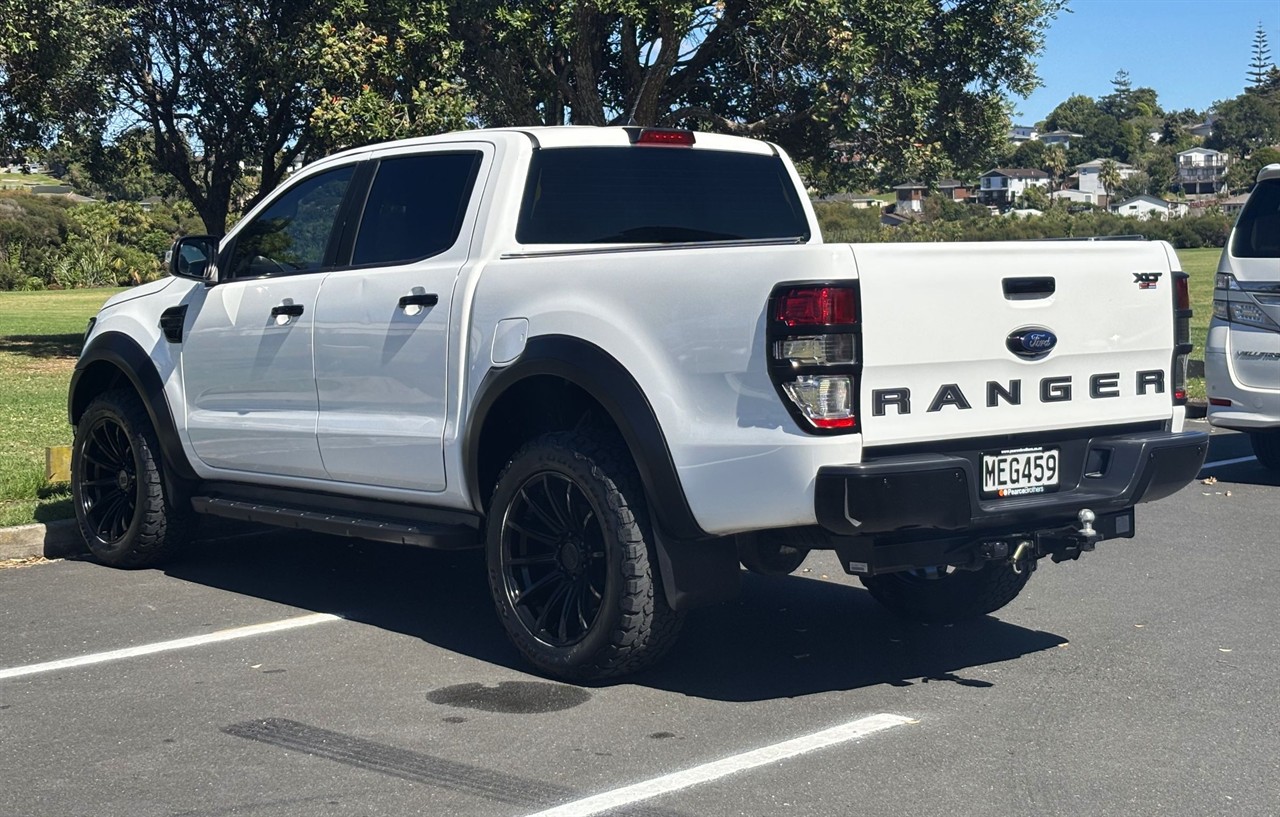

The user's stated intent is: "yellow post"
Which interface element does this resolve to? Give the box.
[45,445,72,483]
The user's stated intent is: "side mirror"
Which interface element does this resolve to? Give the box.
[168,235,221,284]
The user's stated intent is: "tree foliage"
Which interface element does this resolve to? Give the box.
[1249,23,1272,88]
[453,0,1065,188]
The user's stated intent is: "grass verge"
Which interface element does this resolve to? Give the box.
[0,288,124,527]
[1172,246,1218,402]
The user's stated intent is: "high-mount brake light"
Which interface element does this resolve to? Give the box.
[767,284,861,434]
[633,129,696,147]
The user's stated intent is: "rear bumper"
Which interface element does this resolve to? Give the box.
[814,429,1208,537]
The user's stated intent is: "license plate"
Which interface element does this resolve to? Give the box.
[982,447,1059,497]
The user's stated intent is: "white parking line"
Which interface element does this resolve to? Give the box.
[520,713,915,817]
[1200,455,1258,471]
[0,612,341,680]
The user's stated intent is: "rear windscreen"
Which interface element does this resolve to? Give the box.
[516,147,811,244]
[1231,178,1280,258]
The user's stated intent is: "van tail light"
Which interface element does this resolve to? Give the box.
[629,128,696,147]
[767,283,861,434]
[1171,270,1192,405]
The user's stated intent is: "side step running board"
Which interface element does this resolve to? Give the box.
[191,496,480,549]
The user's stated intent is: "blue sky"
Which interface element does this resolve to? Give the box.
[1012,0,1280,125]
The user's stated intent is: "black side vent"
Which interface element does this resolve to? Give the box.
[159,305,188,344]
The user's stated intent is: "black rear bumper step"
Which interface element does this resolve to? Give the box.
[815,429,1208,537]
[191,497,480,549]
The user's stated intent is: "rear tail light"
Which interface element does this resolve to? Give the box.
[1171,270,1192,405]
[767,283,861,434]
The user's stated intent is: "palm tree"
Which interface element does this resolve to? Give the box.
[1043,145,1069,204]
[1099,158,1122,209]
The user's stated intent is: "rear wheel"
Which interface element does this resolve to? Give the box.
[71,389,191,568]
[859,562,1033,622]
[1249,430,1280,471]
[485,431,683,681]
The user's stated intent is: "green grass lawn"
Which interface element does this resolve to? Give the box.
[0,171,65,189]
[0,288,124,527]
[1171,246,1219,401]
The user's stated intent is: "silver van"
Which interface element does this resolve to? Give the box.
[1206,163,1280,470]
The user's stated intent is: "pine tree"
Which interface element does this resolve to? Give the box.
[1249,23,1273,88]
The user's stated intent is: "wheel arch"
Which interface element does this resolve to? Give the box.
[70,331,198,482]
[464,335,707,541]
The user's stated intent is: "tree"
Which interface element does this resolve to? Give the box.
[1249,23,1273,88]
[1042,144,1069,198]
[1044,94,1102,135]
[1099,158,1122,207]
[451,0,1067,188]
[0,0,468,233]
[1207,93,1280,158]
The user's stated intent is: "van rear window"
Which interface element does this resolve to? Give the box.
[516,147,810,244]
[1231,179,1280,259]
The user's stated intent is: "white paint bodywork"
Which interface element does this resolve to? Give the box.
[83,127,1184,536]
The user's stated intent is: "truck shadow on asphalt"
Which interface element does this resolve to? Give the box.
[164,531,1066,702]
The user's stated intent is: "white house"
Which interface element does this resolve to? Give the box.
[1050,189,1097,205]
[1009,125,1038,143]
[1176,147,1229,196]
[1075,158,1137,197]
[977,168,1050,208]
[1040,129,1083,148]
[1111,194,1187,221]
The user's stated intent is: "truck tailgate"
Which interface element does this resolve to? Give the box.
[852,241,1178,447]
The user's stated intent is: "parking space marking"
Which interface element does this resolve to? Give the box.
[520,713,915,817]
[1200,455,1258,471]
[0,612,340,680]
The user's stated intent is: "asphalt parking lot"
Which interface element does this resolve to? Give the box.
[3,421,1278,817]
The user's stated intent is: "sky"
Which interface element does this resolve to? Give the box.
[1012,0,1280,125]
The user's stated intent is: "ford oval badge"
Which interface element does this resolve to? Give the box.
[1006,327,1057,360]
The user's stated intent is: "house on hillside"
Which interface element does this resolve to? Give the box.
[1009,125,1038,143]
[1075,158,1138,204]
[1220,193,1250,216]
[977,168,1049,208]
[1040,129,1083,148]
[1176,147,1229,196]
[1188,115,1216,140]
[891,179,970,213]
[1111,194,1187,221]
[1050,189,1097,206]
[816,192,883,209]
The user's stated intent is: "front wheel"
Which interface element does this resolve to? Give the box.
[1249,430,1280,471]
[485,431,683,681]
[71,389,191,568]
[859,562,1033,622]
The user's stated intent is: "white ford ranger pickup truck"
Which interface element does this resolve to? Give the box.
[69,127,1208,679]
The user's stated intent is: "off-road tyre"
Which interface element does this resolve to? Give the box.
[485,430,684,681]
[71,389,192,568]
[1249,430,1280,472]
[859,561,1033,623]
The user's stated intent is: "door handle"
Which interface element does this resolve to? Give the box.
[398,293,439,310]
[271,303,305,317]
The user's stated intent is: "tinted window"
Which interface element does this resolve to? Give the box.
[517,148,810,244]
[226,166,354,279]
[1232,178,1280,259]
[352,152,482,266]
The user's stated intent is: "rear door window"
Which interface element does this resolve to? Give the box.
[517,147,810,244]
[1232,179,1280,259]
[352,152,482,266]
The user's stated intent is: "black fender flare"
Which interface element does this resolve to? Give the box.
[69,331,198,483]
[464,335,708,542]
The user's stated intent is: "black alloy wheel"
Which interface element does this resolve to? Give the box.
[499,471,608,647]
[77,414,142,545]
[71,389,190,568]
[485,431,683,680]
